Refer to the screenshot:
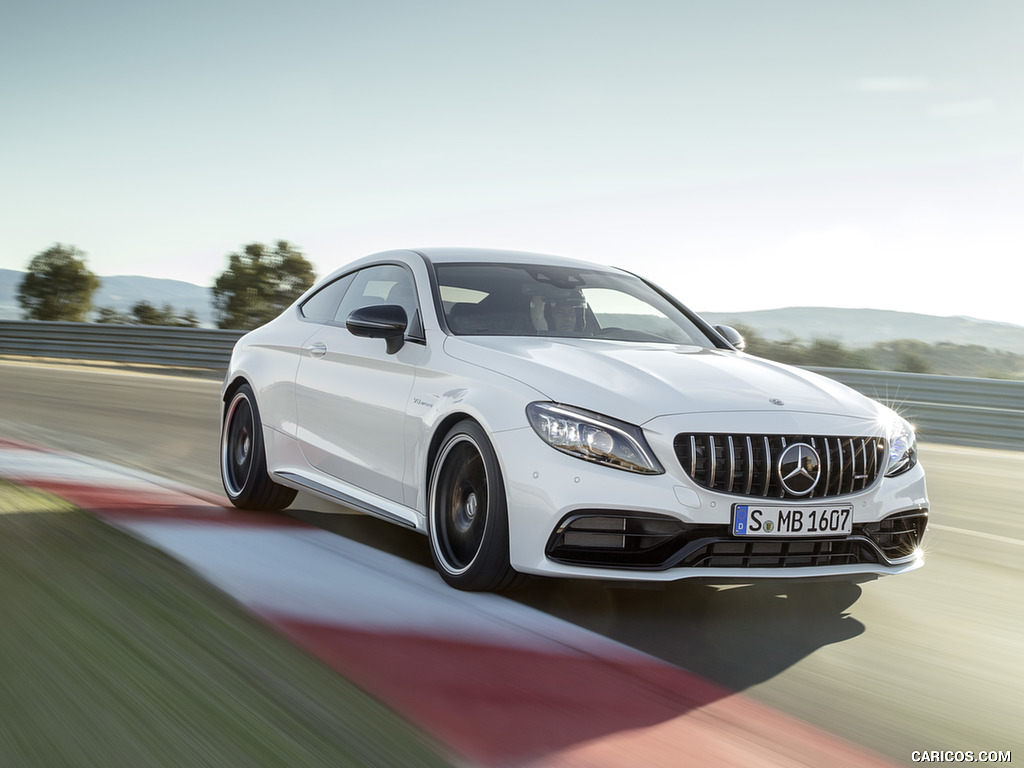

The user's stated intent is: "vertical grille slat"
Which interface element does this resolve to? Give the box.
[866,439,876,487]
[846,438,856,494]
[836,438,846,496]
[857,438,867,491]
[674,433,886,500]
[727,436,736,493]
[708,435,717,491]
[744,436,754,496]
[825,437,835,495]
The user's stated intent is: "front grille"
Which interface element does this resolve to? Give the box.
[674,433,886,499]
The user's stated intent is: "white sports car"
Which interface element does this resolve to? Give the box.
[220,248,928,591]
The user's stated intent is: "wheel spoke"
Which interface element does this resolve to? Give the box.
[432,440,488,570]
[442,447,487,568]
[429,422,514,590]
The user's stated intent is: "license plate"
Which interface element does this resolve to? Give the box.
[732,504,853,537]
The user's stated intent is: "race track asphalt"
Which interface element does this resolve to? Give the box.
[1,360,1020,765]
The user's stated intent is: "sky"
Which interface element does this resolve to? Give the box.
[2,1,1023,325]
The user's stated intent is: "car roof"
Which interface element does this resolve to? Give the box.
[405,247,624,271]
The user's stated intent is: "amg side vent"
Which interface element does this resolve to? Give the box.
[863,510,928,560]
[674,434,886,500]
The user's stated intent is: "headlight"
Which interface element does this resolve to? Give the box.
[526,402,664,475]
[885,415,918,477]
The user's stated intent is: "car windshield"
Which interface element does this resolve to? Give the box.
[434,263,715,346]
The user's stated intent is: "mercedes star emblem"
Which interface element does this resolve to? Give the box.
[777,442,821,496]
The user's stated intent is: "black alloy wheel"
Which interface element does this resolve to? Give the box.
[220,383,296,511]
[428,420,519,591]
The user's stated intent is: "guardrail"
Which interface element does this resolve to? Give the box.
[808,367,1024,451]
[0,320,243,373]
[2,321,1022,450]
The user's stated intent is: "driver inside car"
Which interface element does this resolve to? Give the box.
[530,289,586,333]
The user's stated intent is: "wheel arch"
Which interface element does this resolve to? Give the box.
[425,411,483,489]
[222,374,250,404]
[220,374,255,427]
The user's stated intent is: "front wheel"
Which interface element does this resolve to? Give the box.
[220,383,297,511]
[428,420,519,591]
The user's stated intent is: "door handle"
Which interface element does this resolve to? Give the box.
[305,342,327,358]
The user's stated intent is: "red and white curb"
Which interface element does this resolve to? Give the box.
[0,438,896,767]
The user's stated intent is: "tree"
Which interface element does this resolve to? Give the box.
[17,244,100,321]
[128,300,200,327]
[96,301,200,327]
[169,306,200,328]
[733,323,876,370]
[95,307,133,324]
[212,241,316,330]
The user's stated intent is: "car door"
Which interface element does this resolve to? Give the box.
[294,263,425,503]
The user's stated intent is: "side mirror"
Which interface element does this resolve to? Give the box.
[346,304,408,354]
[715,325,746,352]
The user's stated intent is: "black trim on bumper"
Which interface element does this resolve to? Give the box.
[545,509,928,570]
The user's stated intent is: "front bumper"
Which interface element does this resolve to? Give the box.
[494,425,929,582]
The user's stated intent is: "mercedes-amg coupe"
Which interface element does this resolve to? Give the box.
[220,248,928,591]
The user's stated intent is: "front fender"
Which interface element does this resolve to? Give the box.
[403,336,546,514]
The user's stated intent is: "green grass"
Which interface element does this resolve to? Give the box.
[0,481,452,768]
[0,479,77,516]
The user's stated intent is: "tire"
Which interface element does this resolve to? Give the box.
[428,420,520,591]
[220,383,297,511]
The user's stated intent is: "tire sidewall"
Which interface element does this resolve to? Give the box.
[221,384,266,504]
[428,420,512,589]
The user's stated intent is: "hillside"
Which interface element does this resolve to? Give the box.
[4,269,1024,361]
[699,307,1024,356]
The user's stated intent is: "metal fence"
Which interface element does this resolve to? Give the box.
[807,367,1024,451]
[2,321,1022,450]
[0,320,243,373]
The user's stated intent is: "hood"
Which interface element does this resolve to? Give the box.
[444,336,886,426]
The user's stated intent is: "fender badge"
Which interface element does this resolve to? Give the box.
[770,398,785,406]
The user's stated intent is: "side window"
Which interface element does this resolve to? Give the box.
[334,264,422,336]
[299,273,356,323]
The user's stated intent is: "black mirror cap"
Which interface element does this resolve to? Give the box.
[714,324,746,352]
[346,304,408,354]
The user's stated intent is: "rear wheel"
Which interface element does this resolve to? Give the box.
[428,420,519,591]
[221,383,296,511]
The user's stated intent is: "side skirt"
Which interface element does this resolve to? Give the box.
[274,470,423,531]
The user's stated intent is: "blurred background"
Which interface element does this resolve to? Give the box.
[2,0,1022,375]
